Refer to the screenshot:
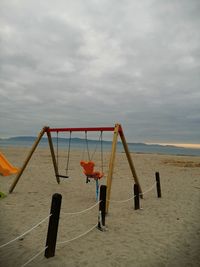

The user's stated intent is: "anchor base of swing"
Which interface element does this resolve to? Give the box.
[97,224,107,232]
[86,176,99,183]
[56,174,69,179]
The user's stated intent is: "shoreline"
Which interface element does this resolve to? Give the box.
[1,144,200,157]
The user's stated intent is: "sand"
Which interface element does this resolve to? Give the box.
[0,146,200,267]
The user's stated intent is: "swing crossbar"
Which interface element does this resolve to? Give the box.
[46,127,116,133]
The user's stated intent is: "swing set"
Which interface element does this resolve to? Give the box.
[9,123,142,212]
[55,129,104,200]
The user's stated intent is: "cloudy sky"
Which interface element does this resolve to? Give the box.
[0,0,200,145]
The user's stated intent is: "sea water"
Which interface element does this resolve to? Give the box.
[0,137,200,156]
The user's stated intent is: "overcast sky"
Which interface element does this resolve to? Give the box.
[0,0,200,144]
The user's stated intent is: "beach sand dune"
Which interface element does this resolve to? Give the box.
[0,147,200,267]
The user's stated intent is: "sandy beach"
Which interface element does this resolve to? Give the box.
[0,146,200,267]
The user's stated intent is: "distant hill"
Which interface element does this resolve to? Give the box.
[2,136,113,144]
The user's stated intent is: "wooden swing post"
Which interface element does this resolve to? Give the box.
[106,124,120,213]
[119,127,143,197]
[46,128,60,184]
[105,124,142,212]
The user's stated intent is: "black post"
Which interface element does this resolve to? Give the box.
[98,185,107,229]
[155,172,162,198]
[45,193,62,258]
[134,183,140,210]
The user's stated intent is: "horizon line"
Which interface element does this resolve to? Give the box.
[147,143,200,149]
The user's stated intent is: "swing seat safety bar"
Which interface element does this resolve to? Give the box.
[56,174,69,179]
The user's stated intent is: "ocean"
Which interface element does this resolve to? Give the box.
[0,137,200,156]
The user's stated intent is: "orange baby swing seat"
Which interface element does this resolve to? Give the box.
[80,160,104,180]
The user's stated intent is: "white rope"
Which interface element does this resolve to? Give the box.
[0,214,51,249]
[108,194,136,203]
[21,246,48,267]
[61,201,101,215]
[57,223,98,245]
[108,181,157,203]
[140,181,157,196]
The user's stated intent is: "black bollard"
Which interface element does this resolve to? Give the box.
[134,183,140,210]
[98,185,107,229]
[45,193,62,258]
[155,172,162,198]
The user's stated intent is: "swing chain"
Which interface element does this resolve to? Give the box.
[85,131,104,164]
[85,131,91,161]
[65,131,72,176]
[56,131,59,169]
[56,131,70,179]
[84,130,104,177]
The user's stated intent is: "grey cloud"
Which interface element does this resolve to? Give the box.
[0,0,200,143]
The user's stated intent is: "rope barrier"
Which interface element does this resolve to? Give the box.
[1,181,158,266]
[140,181,157,196]
[21,246,48,267]
[0,214,52,249]
[57,223,98,245]
[108,194,136,203]
[61,201,101,215]
[108,181,157,203]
